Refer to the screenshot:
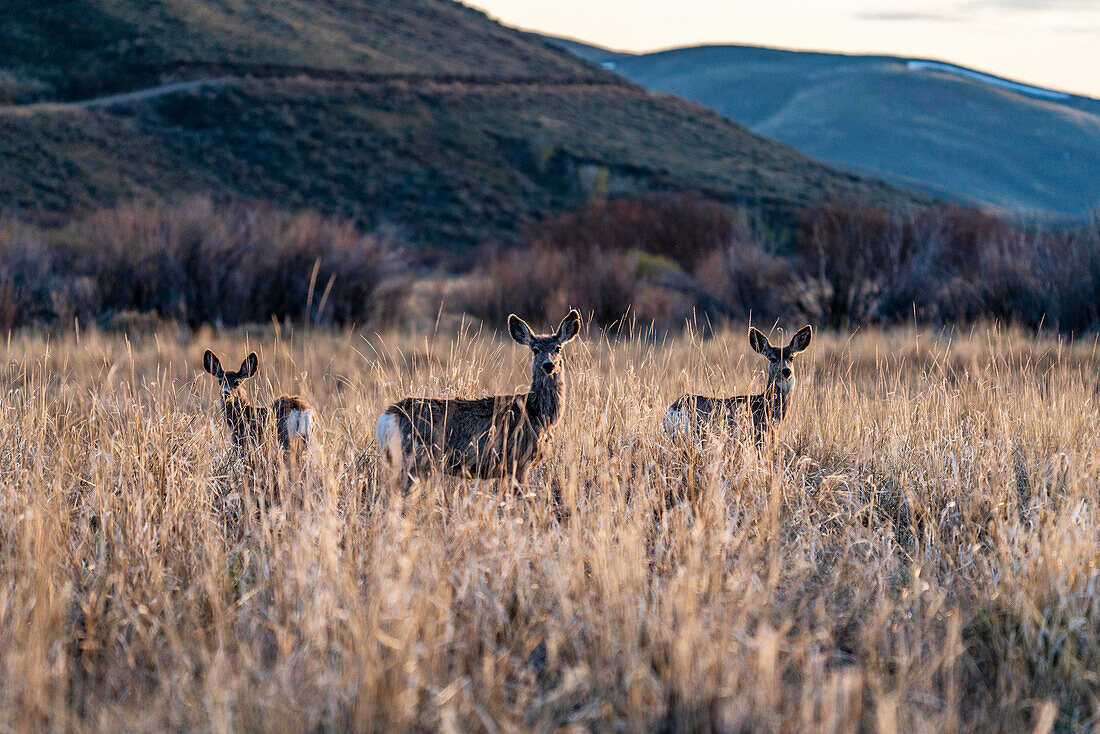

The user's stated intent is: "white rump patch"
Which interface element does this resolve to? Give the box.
[286,409,314,443]
[375,413,403,469]
[663,406,691,437]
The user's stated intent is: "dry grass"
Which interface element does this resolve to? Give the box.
[1,322,1098,732]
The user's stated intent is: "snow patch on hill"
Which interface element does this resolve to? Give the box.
[907,60,1070,101]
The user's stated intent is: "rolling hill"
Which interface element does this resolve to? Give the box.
[0,1,922,255]
[554,39,1100,219]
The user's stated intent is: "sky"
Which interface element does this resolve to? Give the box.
[466,0,1100,98]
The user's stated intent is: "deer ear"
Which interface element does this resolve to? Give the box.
[239,352,259,378]
[556,309,581,344]
[508,314,533,346]
[788,325,813,354]
[748,327,774,356]
[203,350,223,377]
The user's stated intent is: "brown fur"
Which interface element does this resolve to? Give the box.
[203,350,314,453]
[377,310,582,486]
[667,325,813,438]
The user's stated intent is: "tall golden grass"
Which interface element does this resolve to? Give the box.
[1,321,1097,732]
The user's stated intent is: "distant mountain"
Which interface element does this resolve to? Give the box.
[0,1,923,255]
[554,39,1100,218]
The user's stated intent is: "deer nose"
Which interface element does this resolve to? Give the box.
[781,367,792,379]
[541,361,555,375]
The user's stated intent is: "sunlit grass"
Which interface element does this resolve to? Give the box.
[1,322,1097,731]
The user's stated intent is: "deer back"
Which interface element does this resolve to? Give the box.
[385,392,546,478]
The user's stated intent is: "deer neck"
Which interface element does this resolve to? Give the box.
[763,380,792,422]
[527,370,564,429]
[222,389,264,426]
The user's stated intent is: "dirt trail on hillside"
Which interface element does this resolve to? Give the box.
[0,67,628,115]
[0,79,221,115]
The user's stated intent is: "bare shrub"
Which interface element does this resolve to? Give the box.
[467,197,1100,334]
[532,193,736,269]
[792,204,924,327]
[4,196,1099,333]
[2,199,410,329]
[1039,227,1100,332]
[694,221,797,323]
[85,199,410,327]
[790,203,1100,331]
[0,227,97,329]
[462,243,636,328]
[467,196,778,330]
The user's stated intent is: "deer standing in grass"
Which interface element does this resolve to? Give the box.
[665,326,813,438]
[376,310,582,487]
[202,350,314,455]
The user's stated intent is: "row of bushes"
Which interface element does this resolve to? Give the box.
[463,197,1100,333]
[0,199,409,329]
[3,195,1098,333]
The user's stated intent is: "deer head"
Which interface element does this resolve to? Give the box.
[507,309,582,379]
[748,325,813,393]
[203,350,259,397]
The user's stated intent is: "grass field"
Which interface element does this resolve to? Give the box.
[2,322,1098,731]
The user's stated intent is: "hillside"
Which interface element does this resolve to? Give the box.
[0,1,607,102]
[556,40,1100,218]
[0,2,922,254]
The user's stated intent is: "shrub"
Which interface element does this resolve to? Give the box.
[790,203,1100,331]
[530,193,736,269]
[471,197,1100,333]
[461,243,638,329]
[0,199,410,329]
[4,195,1099,334]
[694,224,797,325]
[0,227,98,328]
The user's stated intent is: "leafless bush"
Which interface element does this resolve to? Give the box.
[791,203,1100,331]
[0,228,98,329]
[466,197,1100,333]
[0,199,410,329]
[467,198,786,330]
[695,219,797,323]
[792,204,925,327]
[532,193,736,269]
[461,243,637,328]
[4,197,1099,333]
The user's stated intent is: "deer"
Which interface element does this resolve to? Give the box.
[202,350,314,455]
[376,309,582,488]
[665,325,813,439]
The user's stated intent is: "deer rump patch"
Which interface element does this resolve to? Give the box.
[669,394,754,432]
[387,394,545,478]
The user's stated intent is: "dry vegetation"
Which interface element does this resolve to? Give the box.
[465,198,1100,333]
[1,321,1098,732]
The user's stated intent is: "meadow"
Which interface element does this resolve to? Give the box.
[1,321,1097,732]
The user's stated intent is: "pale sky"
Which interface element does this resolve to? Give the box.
[467,0,1100,98]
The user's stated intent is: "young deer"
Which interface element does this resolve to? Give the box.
[202,351,314,453]
[665,326,813,438]
[376,309,582,486]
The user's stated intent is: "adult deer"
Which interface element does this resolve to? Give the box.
[202,350,314,454]
[376,310,582,487]
[665,326,813,438]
